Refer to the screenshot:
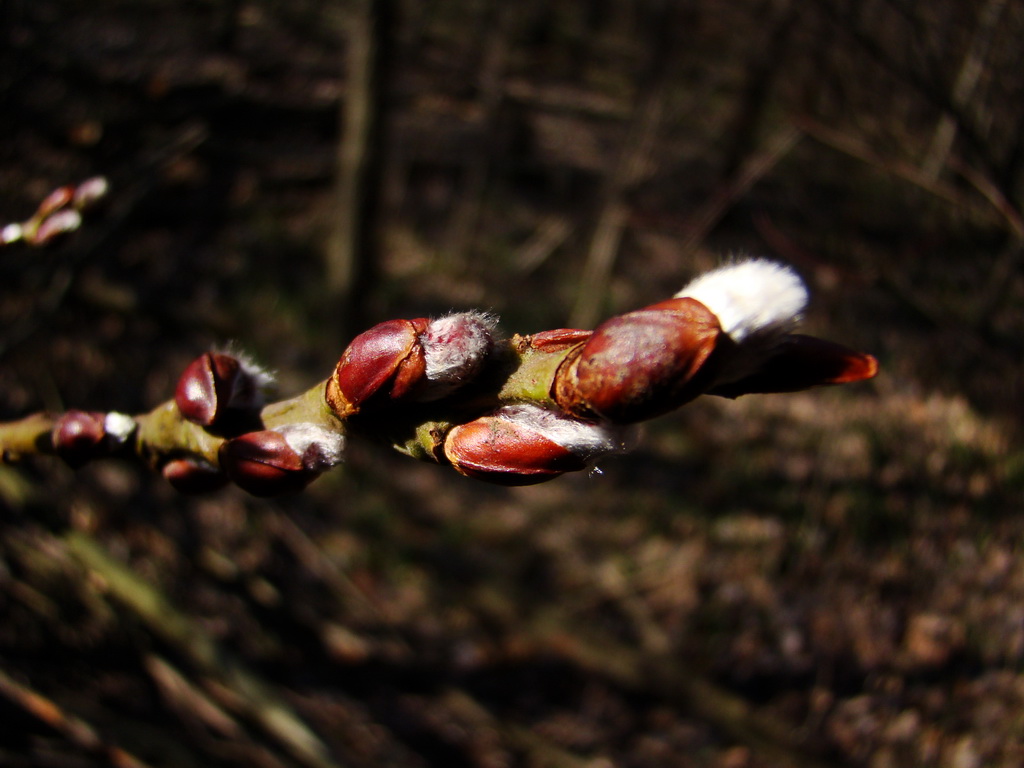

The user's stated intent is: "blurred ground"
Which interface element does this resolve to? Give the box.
[2,1,1024,766]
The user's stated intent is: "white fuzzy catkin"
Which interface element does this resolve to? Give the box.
[278,424,345,471]
[104,412,137,443]
[675,258,807,342]
[420,311,498,399]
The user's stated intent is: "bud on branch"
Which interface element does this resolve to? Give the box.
[0,259,877,495]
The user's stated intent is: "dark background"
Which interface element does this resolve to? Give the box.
[2,1,1023,766]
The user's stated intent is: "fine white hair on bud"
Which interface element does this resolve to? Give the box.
[496,404,632,461]
[73,176,110,209]
[103,412,137,443]
[278,424,345,471]
[219,345,276,408]
[419,311,498,399]
[675,258,808,342]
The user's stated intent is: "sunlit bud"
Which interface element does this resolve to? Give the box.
[553,297,723,424]
[72,177,110,210]
[326,318,426,419]
[444,404,627,486]
[219,424,343,497]
[52,410,109,468]
[175,351,271,429]
[30,209,82,245]
[161,457,228,494]
[326,312,496,418]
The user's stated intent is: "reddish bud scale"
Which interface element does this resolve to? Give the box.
[326,318,429,419]
[554,297,724,424]
[708,334,879,398]
[51,410,110,468]
[219,430,318,497]
[445,416,588,486]
[522,328,593,352]
[175,352,242,427]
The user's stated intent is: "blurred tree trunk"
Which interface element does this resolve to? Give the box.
[569,0,684,329]
[921,0,1006,180]
[721,0,798,178]
[441,5,517,269]
[325,0,394,343]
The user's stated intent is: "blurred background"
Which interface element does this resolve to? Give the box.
[2,1,1023,766]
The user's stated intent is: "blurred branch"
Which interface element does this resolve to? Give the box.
[513,215,574,276]
[64,531,347,768]
[0,666,155,768]
[921,0,1007,179]
[677,125,802,257]
[798,117,977,215]
[812,0,1003,187]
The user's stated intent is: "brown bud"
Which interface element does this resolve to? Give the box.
[161,457,229,494]
[176,352,242,426]
[219,429,317,497]
[326,312,496,418]
[444,404,625,486]
[326,318,428,419]
[175,351,269,431]
[51,410,108,468]
[553,297,723,424]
